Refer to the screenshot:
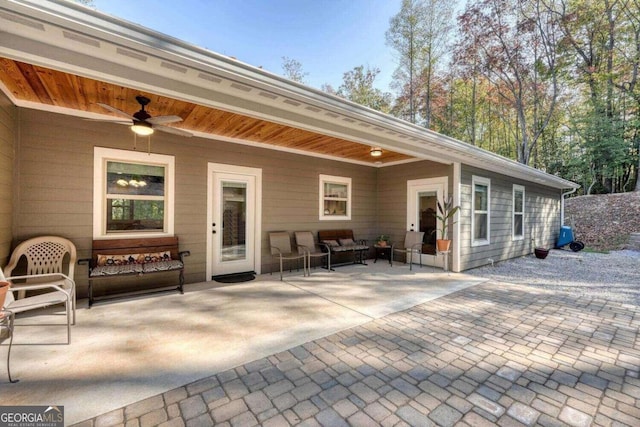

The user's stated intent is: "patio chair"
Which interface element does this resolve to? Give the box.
[2,236,77,344]
[392,231,425,270]
[269,232,307,280]
[294,231,330,273]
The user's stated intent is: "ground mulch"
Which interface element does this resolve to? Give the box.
[565,192,640,251]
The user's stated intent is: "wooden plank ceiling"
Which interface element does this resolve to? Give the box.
[0,58,413,164]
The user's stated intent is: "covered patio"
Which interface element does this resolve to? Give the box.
[1,263,484,425]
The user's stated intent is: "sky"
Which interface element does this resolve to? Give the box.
[91,0,403,92]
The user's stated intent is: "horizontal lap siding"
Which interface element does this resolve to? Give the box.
[259,150,377,273]
[0,91,16,267]
[16,109,377,295]
[377,161,452,245]
[460,165,561,270]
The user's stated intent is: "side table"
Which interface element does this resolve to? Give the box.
[0,309,17,383]
[436,250,452,274]
[374,244,392,265]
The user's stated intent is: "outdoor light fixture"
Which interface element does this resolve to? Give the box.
[370,147,382,157]
[131,121,154,136]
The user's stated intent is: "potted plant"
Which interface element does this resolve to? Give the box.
[375,234,391,247]
[0,281,9,309]
[434,196,460,252]
[534,247,549,259]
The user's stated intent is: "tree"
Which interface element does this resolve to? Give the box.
[456,0,562,165]
[543,0,638,192]
[281,57,308,84]
[386,0,454,126]
[68,0,95,5]
[335,65,392,112]
[386,0,430,123]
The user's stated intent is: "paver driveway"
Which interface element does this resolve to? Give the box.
[74,279,640,427]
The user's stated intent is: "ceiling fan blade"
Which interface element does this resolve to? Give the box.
[155,125,192,137]
[96,103,134,120]
[83,118,131,124]
[147,115,183,125]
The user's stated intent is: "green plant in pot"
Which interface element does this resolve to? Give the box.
[434,196,460,252]
[375,234,391,247]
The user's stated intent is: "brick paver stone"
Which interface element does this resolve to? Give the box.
[559,406,593,427]
[71,281,640,427]
[507,402,540,426]
[178,395,207,420]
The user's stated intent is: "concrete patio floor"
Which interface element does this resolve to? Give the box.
[0,262,484,425]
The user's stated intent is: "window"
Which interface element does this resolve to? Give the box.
[513,185,525,240]
[319,174,351,220]
[94,148,175,238]
[472,176,490,246]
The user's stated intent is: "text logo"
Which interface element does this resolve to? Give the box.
[0,406,64,427]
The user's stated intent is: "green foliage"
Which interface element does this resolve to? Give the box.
[375,234,391,243]
[336,66,392,112]
[67,0,95,5]
[319,0,640,194]
[433,196,460,239]
[281,57,308,84]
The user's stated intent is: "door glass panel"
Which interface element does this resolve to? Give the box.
[418,191,437,255]
[221,181,247,262]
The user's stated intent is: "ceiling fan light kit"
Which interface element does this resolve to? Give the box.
[131,121,154,136]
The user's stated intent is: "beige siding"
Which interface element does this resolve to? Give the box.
[12,107,569,290]
[459,165,561,270]
[15,109,377,294]
[0,91,16,267]
[377,161,453,244]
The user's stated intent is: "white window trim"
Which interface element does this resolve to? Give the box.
[319,174,352,220]
[471,175,491,247]
[93,147,175,239]
[512,184,525,241]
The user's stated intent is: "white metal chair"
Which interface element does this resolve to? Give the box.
[294,231,330,273]
[391,231,425,270]
[269,232,307,280]
[2,236,77,344]
[0,307,16,383]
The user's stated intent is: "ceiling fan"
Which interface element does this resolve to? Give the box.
[96,95,192,137]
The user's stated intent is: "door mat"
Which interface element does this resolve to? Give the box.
[213,272,256,283]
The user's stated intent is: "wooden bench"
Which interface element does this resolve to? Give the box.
[78,236,190,307]
[318,230,369,267]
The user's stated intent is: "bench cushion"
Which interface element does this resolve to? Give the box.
[142,260,183,273]
[331,245,368,252]
[90,264,144,277]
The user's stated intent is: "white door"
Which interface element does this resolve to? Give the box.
[207,164,262,278]
[407,178,447,268]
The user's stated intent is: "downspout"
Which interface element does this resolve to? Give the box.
[561,187,577,226]
[452,162,461,273]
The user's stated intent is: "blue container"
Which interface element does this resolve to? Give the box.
[556,225,574,248]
